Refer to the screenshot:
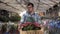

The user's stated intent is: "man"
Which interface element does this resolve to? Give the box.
[18,2,42,30]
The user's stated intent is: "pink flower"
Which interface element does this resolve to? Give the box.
[20,22,32,27]
[20,22,41,28]
[33,22,40,27]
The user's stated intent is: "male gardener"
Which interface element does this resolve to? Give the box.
[18,2,42,30]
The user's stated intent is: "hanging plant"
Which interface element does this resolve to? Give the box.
[0,16,9,22]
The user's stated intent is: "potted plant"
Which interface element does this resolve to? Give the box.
[21,22,41,31]
[9,15,21,22]
[20,22,44,34]
[0,16,9,22]
[19,16,44,34]
[14,24,19,34]
[9,25,15,34]
[1,24,7,34]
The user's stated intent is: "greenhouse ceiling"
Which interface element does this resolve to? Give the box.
[0,0,60,13]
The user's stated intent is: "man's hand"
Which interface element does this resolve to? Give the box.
[18,23,24,31]
[40,24,44,30]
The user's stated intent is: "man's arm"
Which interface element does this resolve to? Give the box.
[37,14,42,24]
[18,15,25,30]
[37,15,44,28]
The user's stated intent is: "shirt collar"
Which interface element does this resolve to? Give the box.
[26,11,35,15]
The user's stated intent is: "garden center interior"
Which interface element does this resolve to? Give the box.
[0,0,60,34]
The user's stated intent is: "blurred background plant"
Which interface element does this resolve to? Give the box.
[9,15,21,22]
[0,16,9,22]
[1,24,7,33]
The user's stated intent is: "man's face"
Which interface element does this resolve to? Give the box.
[27,5,34,12]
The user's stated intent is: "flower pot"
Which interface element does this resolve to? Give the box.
[19,27,44,34]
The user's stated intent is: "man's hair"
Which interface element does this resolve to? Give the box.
[27,2,34,7]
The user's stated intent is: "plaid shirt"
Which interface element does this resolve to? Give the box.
[20,11,42,24]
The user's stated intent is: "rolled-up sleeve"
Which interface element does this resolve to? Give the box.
[20,15,25,24]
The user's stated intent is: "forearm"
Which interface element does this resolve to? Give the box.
[18,22,24,30]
